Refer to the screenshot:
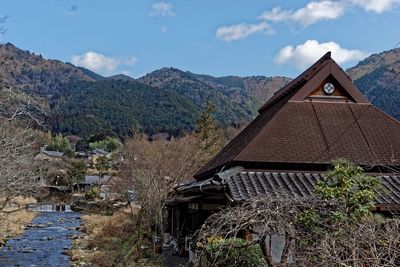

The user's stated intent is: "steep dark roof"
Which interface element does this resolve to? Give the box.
[195,52,400,179]
[226,171,400,210]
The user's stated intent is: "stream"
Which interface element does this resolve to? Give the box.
[0,204,82,267]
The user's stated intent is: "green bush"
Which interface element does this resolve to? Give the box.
[46,133,73,155]
[89,136,122,152]
[203,237,265,267]
[85,187,99,201]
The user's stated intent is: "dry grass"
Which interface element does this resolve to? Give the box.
[0,196,37,207]
[69,214,110,265]
[69,206,162,267]
[0,196,38,246]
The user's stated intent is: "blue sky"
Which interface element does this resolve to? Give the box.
[1,0,399,78]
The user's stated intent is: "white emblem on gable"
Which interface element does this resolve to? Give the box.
[323,83,335,95]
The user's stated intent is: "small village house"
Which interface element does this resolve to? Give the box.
[166,52,400,254]
[34,147,64,162]
[73,175,112,192]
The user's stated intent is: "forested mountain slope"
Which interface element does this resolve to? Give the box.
[1,42,399,138]
[348,48,400,120]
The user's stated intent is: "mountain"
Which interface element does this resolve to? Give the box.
[139,67,290,126]
[75,66,104,81]
[348,48,400,120]
[0,43,97,124]
[0,43,94,97]
[188,72,291,105]
[1,42,399,138]
[51,79,201,137]
[106,74,135,81]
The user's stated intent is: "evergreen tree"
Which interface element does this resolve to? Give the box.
[195,101,223,157]
[68,159,87,187]
[46,133,73,156]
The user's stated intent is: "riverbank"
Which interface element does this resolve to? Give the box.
[0,197,37,246]
[69,206,163,267]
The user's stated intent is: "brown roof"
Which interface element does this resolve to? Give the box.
[195,52,400,179]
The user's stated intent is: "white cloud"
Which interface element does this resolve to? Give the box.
[276,40,369,69]
[349,0,400,13]
[259,1,346,26]
[259,0,399,28]
[215,1,398,42]
[216,22,273,42]
[161,25,168,33]
[150,2,175,17]
[71,52,138,75]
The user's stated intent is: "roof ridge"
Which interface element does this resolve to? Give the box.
[258,52,332,113]
[194,53,400,180]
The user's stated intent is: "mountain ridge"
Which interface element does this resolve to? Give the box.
[0,42,399,138]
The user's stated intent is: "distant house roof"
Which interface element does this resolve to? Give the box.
[92,149,109,155]
[42,150,64,157]
[175,171,400,210]
[195,52,400,179]
[83,175,112,185]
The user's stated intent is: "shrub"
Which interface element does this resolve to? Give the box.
[89,136,122,152]
[85,187,99,201]
[202,237,265,267]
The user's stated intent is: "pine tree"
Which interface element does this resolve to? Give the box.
[195,101,223,157]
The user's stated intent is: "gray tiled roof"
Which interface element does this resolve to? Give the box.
[84,175,112,185]
[43,150,64,157]
[225,172,400,206]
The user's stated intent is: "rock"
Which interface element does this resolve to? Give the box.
[71,235,80,240]
[21,248,34,253]
[29,224,45,228]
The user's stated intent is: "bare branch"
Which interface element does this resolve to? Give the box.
[0,119,41,210]
[0,15,8,35]
[196,196,400,267]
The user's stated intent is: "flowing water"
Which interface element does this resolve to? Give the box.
[0,204,81,267]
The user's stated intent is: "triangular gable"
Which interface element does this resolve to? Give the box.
[306,75,354,101]
[194,52,400,180]
[258,52,333,113]
[290,60,370,104]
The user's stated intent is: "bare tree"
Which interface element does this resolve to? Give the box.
[118,133,210,248]
[0,119,41,211]
[196,161,400,266]
[196,196,400,267]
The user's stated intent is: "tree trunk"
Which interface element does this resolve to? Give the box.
[259,236,275,267]
[280,234,292,267]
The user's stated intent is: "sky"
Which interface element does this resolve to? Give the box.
[1,0,399,78]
